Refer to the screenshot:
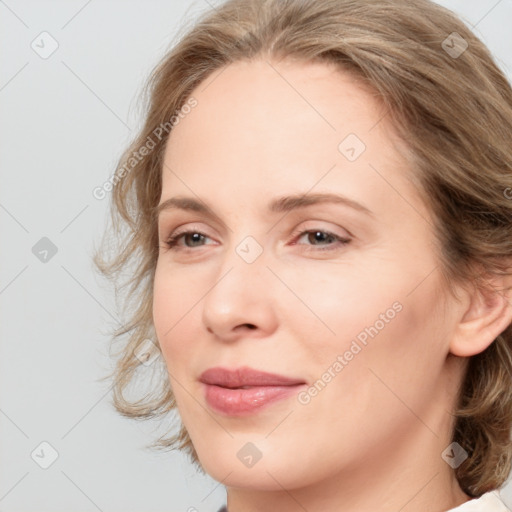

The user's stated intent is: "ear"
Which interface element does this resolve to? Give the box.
[450,272,512,357]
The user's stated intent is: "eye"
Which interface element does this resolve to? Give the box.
[160,227,351,253]
[162,230,213,250]
[291,228,351,252]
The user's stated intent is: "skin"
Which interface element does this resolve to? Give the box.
[152,58,512,512]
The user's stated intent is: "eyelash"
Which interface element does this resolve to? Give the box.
[162,228,351,253]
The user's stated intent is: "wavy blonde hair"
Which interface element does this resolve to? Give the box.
[93,0,512,497]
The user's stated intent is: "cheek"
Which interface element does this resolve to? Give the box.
[277,262,409,364]
[288,290,445,464]
[152,263,202,363]
[290,260,446,397]
[318,281,446,421]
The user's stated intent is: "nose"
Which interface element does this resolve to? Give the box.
[201,243,279,342]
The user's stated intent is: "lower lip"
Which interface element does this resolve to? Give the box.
[202,383,304,416]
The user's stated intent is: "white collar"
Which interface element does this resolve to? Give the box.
[446,490,510,511]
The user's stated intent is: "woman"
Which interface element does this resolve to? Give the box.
[94,0,512,510]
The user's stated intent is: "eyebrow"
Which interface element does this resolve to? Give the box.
[155,192,374,222]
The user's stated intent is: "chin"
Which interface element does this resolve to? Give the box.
[194,440,316,491]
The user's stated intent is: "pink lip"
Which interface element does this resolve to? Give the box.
[199,366,306,416]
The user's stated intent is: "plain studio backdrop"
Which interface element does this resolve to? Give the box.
[1,1,512,511]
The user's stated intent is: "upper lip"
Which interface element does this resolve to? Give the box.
[199,366,306,388]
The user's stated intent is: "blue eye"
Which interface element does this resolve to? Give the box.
[291,229,351,252]
[164,230,211,249]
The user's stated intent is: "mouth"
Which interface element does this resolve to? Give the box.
[199,365,306,387]
[199,366,306,416]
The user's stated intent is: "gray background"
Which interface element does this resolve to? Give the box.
[1,1,511,511]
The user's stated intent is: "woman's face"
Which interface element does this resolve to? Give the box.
[153,58,465,492]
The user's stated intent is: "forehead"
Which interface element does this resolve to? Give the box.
[160,57,427,223]
[164,58,387,166]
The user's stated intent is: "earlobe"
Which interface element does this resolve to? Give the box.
[449,275,512,358]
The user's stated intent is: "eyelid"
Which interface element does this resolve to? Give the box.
[161,219,349,240]
[291,219,352,239]
[161,221,215,239]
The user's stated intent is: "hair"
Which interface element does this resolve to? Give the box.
[93,0,512,498]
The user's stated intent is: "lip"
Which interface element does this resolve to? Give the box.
[199,366,306,416]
